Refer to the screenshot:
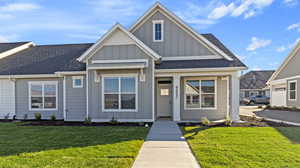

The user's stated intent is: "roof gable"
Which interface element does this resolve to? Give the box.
[77,24,161,62]
[129,2,233,61]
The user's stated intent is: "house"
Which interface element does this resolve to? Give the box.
[268,41,300,107]
[240,70,275,99]
[0,2,246,122]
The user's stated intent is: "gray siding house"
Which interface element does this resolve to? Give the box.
[268,41,300,107]
[0,2,246,122]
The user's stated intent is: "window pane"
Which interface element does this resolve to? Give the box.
[155,23,162,40]
[31,97,43,109]
[290,91,296,100]
[31,84,42,97]
[104,78,119,93]
[75,79,82,86]
[185,80,200,94]
[44,97,56,109]
[121,77,135,93]
[290,82,296,90]
[121,94,135,109]
[160,89,169,96]
[201,94,215,108]
[45,84,56,97]
[104,94,119,109]
[201,80,215,93]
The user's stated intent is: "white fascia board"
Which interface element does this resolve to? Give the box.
[77,24,161,62]
[0,74,60,79]
[55,71,86,75]
[0,42,35,59]
[129,2,233,61]
[88,65,146,70]
[91,59,148,64]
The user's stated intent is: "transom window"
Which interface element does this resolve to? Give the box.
[288,81,297,100]
[29,81,58,110]
[185,79,216,109]
[103,76,137,111]
[72,76,83,88]
[153,20,164,42]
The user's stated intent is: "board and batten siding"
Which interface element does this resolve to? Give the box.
[287,78,300,107]
[15,78,64,120]
[0,79,15,119]
[275,49,300,80]
[132,11,214,57]
[180,76,228,121]
[65,75,86,121]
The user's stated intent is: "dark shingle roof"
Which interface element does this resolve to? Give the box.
[240,70,275,90]
[156,34,247,69]
[0,42,30,53]
[0,43,93,75]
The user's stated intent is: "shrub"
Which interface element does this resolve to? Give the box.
[258,105,263,109]
[50,114,56,121]
[34,113,42,121]
[201,117,211,126]
[23,114,28,120]
[84,117,92,125]
[225,117,232,126]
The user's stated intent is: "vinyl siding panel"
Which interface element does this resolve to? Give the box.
[0,80,15,119]
[15,78,64,120]
[275,49,300,80]
[180,76,228,121]
[65,75,86,121]
[133,11,214,57]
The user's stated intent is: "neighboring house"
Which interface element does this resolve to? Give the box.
[240,70,275,99]
[0,2,246,122]
[268,41,300,107]
[0,42,34,119]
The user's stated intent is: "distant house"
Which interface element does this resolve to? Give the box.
[268,41,300,107]
[240,70,275,99]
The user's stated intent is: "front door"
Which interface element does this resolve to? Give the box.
[157,82,172,118]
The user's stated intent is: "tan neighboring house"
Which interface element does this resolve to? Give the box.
[268,41,300,107]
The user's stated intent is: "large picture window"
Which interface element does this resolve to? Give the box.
[185,79,216,109]
[103,76,137,111]
[288,80,297,101]
[29,81,58,110]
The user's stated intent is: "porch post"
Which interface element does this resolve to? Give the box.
[173,74,180,121]
[231,71,240,121]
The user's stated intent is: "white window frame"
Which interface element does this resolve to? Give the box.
[102,74,138,112]
[72,76,84,88]
[288,80,297,101]
[184,77,217,110]
[28,81,58,111]
[152,20,164,42]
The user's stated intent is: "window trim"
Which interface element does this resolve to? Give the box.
[101,74,138,112]
[28,81,58,111]
[184,77,217,110]
[288,80,297,101]
[152,20,164,42]
[72,76,84,88]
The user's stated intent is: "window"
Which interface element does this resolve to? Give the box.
[103,76,137,111]
[153,20,164,42]
[160,89,169,96]
[288,81,297,100]
[72,76,83,88]
[29,81,58,110]
[185,79,216,109]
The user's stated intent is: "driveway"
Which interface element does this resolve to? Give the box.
[240,105,263,116]
[256,110,300,124]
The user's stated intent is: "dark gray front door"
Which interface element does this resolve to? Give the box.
[157,83,172,118]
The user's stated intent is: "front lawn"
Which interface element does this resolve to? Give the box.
[183,126,300,168]
[0,122,148,168]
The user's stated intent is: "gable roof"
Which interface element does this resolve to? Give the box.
[156,34,247,69]
[77,23,161,62]
[0,43,92,75]
[129,2,233,61]
[0,42,30,53]
[268,41,300,83]
[240,70,275,90]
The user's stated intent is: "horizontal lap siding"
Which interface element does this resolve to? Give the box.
[180,76,228,121]
[65,76,86,121]
[15,78,64,120]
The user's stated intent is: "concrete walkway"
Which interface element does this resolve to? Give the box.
[132,120,200,168]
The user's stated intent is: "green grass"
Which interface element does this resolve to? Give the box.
[182,126,300,168]
[0,122,149,168]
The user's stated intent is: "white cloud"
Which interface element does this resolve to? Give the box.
[208,3,235,19]
[283,0,298,6]
[0,34,19,42]
[251,67,262,71]
[287,22,300,32]
[246,37,272,51]
[0,3,40,12]
[276,46,286,52]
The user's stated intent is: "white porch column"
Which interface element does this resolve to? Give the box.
[173,74,180,121]
[231,71,240,121]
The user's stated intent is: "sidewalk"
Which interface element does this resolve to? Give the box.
[132,120,200,168]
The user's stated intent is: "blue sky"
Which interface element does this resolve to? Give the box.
[0,0,299,71]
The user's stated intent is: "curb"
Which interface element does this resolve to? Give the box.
[262,118,300,126]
